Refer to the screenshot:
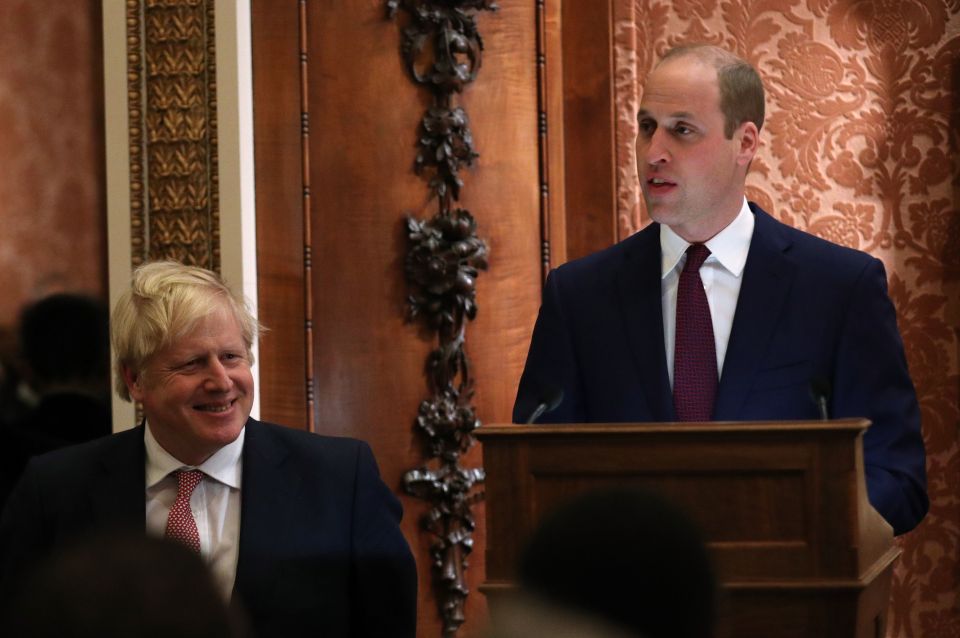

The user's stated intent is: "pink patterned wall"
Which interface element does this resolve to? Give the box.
[0,0,106,327]
[613,1,960,635]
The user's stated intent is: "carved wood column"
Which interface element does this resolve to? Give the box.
[387,2,496,635]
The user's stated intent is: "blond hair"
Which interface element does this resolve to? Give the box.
[112,261,259,401]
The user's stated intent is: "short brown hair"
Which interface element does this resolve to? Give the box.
[111,261,259,401]
[659,44,765,138]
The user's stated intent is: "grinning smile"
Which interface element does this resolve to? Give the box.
[194,399,237,413]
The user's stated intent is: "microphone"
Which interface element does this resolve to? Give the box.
[809,377,831,421]
[525,387,564,424]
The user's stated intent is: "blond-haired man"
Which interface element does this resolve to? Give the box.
[1,262,417,637]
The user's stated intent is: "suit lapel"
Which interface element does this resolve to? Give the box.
[233,419,297,599]
[615,225,674,421]
[714,205,796,420]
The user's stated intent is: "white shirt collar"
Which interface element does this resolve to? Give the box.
[660,198,754,278]
[144,421,244,490]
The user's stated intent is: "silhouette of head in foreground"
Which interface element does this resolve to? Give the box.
[518,487,717,638]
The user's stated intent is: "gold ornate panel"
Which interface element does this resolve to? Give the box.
[126,0,219,271]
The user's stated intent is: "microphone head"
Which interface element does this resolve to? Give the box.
[542,387,564,412]
[524,386,565,424]
[809,376,831,421]
[809,376,831,402]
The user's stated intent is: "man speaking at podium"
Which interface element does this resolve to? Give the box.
[513,44,927,535]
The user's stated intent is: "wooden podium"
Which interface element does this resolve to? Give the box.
[476,420,898,638]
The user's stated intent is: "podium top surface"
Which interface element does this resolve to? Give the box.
[476,418,871,438]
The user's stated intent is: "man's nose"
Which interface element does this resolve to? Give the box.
[643,129,670,165]
[204,359,233,391]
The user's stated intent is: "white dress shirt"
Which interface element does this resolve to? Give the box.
[145,423,244,600]
[661,198,755,388]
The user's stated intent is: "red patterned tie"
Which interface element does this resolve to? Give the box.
[673,243,718,421]
[165,470,203,553]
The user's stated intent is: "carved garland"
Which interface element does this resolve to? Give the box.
[387,1,497,635]
[127,0,220,270]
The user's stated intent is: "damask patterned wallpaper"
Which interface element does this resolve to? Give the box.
[613,1,960,635]
[0,1,105,327]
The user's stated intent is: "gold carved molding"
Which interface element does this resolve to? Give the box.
[126,0,220,272]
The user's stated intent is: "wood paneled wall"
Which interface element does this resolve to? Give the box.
[558,0,619,262]
[252,2,541,635]
[251,2,309,431]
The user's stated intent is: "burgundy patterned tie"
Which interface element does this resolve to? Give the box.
[673,243,718,421]
[165,469,203,553]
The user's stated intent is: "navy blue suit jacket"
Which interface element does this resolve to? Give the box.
[514,203,927,535]
[0,418,417,637]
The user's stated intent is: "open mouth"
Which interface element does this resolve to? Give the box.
[194,398,236,413]
[646,177,677,195]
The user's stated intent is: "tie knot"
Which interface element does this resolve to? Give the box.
[684,243,711,272]
[175,469,203,496]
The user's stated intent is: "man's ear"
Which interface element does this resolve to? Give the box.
[735,121,760,167]
[122,364,146,402]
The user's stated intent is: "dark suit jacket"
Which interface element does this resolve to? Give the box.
[0,392,112,513]
[514,203,927,535]
[0,418,417,637]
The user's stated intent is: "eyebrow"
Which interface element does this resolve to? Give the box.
[637,109,698,120]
